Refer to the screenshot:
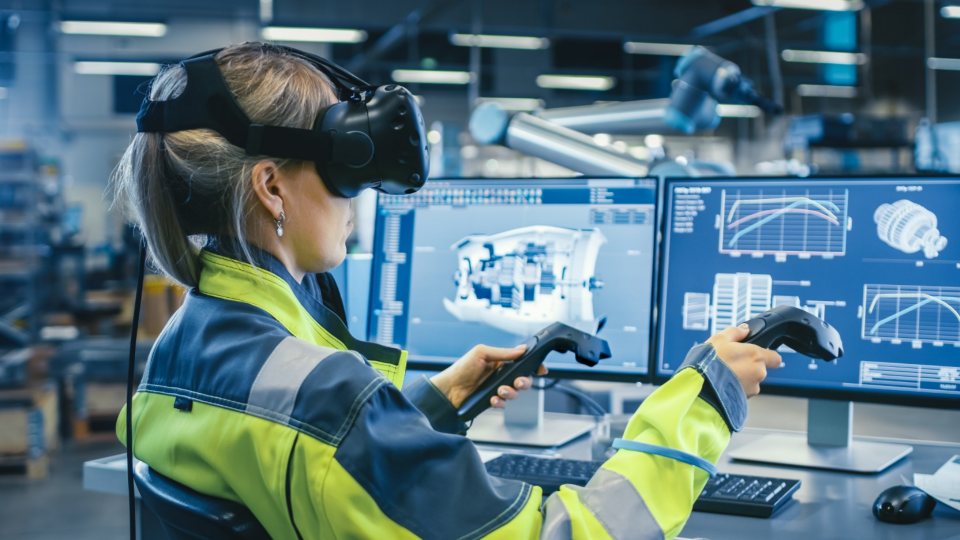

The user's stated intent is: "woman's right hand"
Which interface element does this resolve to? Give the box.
[707,324,783,398]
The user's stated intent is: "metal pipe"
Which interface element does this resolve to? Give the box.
[470,104,649,177]
[537,99,676,135]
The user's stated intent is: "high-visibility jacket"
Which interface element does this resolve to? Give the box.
[119,239,749,540]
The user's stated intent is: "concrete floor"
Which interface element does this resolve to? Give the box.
[0,439,127,540]
[0,395,956,539]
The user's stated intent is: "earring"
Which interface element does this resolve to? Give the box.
[275,212,285,237]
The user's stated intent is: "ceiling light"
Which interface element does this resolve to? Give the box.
[623,42,694,56]
[942,6,960,18]
[262,26,367,43]
[59,21,167,37]
[717,104,762,117]
[74,61,161,76]
[927,57,960,70]
[796,84,859,97]
[536,74,616,91]
[593,133,612,146]
[391,69,473,84]
[450,34,549,50]
[751,0,863,11]
[781,49,866,65]
[475,97,545,111]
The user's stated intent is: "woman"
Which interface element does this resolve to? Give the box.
[115,42,781,539]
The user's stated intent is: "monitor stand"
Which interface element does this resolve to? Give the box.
[728,399,913,473]
[467,381,597,448]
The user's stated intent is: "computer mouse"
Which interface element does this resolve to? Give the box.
[873,485,937,524]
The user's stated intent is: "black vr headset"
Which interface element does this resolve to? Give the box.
[136,44,429,198]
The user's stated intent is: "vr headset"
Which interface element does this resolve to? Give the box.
[136,44,429,198]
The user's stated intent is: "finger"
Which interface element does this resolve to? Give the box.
[536,365,549,376]
[475,344,528,364]
[708,323,750,345]
[513,376,532,390]
[763,350,783,369]
[490,396,505,408]
[498,386,519,401]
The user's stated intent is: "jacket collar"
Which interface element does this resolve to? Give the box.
[198,237,407,387]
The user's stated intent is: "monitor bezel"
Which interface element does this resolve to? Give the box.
[367,176,659,383]
[652,174,960,410]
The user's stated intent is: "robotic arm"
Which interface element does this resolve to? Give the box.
[469,47,781,176]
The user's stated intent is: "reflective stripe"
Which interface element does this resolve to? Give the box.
[613,438,719,477]
[247,337,340,417]
[541,492,573,540]
[570,468,664,540]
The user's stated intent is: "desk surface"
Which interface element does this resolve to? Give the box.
[676,429,960,540]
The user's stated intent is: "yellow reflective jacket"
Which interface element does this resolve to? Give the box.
[119,240,749,539]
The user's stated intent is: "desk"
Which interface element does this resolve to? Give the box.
[680,429,960,540]
[85,427,960,539]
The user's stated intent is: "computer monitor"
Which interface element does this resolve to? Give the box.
[656,175,959,472]
[369,177,658,381]
[368,177,658,447]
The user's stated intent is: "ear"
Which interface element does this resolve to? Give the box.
[251,160,284,221]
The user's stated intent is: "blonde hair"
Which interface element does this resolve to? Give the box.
[112,42,338,287]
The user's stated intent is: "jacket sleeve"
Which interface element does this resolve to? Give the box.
[402,374,468,434]
[309,342,744,540]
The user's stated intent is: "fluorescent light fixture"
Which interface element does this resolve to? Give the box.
[927,57,960,70]
[644,134,664,148]
[450,34,549,50]
[475,97,545,111]
[391,69,473,84]
[536,74,616,91]
[781,49,866,65]
[717,104,762,118]
[942,6,960,18]
[593,133,612,146]
[623,42,693,56]
[796,84,859,97]
[751,0,863,11]
[59,21,167,37]
[262,26,367,43]
[74,61,161,76]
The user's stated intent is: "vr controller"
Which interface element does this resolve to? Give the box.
[740,305,843,361]
[457,322,611,423]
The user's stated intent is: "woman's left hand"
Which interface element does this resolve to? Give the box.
[430,344,549,409]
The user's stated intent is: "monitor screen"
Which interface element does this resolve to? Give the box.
[656,176,960,407]
[369,178,657,379]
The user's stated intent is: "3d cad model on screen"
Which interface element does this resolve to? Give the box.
[874,200,949,259]
[443,225,607,337]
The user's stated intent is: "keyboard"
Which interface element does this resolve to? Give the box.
[484,454,801,518]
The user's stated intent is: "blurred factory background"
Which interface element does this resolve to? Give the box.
[0,0,959,537]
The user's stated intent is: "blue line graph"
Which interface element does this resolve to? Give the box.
[862,284,960,346]
[720,189,848,256]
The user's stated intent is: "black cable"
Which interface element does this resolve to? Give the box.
[126,243,147,540]
[550,384,607,418]
[537,378,561,391]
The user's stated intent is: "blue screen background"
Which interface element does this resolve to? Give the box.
[658,178,960,401]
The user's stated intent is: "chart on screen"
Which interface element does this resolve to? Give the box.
[718,188,849,259]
